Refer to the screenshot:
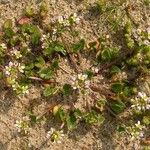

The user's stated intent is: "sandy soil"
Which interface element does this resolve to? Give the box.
[0,0,149,150]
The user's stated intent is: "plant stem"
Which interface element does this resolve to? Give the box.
[60,34,81,73]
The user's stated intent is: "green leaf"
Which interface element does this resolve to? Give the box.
[143,116,150,125]
[57,108,66,122]
[111,100,126,114]
[122,86,137,96]
[101,48,112,61]
[142,45,150,53]
[0,72,3,79]
[44,42,66,56]
[39,2,48,17]
[35,56,45,68]
[21,24,35,33]
[126,57,139,66]
[31,29,41,45]
[43,86,58,97]
[111,66,121,74]
[25,6,34,17]
[3,19,13,29]
[54,43,66,55]
[88,41,97,49]
[4,28,15,38]
[125,21,132,34]
[111,47,119,58]
[66,114,77,130]
[62,84,72,95]
[53,105,61,116]
[72,39,85,53]
[96,99,106,106]
[117,125,126,133]
[38,67,53,79]
[74,109,83,119]
[111,82,124,93]
[29,114,37,124]
[51,60,59,70]
[84,70,94,79]
[84,110,105,125]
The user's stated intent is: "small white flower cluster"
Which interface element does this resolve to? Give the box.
[127,121,145,141]
[131,92,150,112]
[70,13,80,24]
[57,15,70,26]
[12,81,29,95]
[91,67,99,73]
[0,43,7,50]
[71,73,90,90]
[4,61,25,76]
[10,48,22,59]
[46,128,65,144]
[114,71,127,81]
[57,13,80,27]
[133,26,150,46]
[15,116,30,134]
[41,34,51,48]
[4,61,29,95]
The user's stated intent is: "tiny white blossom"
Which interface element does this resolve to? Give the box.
[0,43,7,49]
[46,128,65,144]
[71,73,90,90]
[18,64,25,73]
[15,116,30,134]
[11,49,22,59]
[58,16,64,24]
[131,92,150,112]
[143,40,149,45]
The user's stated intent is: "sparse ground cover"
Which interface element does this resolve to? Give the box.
[0,0,150,150]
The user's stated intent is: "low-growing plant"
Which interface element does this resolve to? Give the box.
[0,2,149,148]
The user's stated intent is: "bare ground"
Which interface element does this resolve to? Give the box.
[0,0,149,150]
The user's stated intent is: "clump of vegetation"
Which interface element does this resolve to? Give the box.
[0,1,149,148]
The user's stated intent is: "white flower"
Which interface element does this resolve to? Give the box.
[143,40,149,45]
[71,13,80,24]
[91,67,99,73]
[131,91,150,112]
[53,29,57,35]
[147,27,150,34]
[75,18,80,24]
[71,73,90,90]
[15,116,30,134]
[73,13,77,18]
[46,128,65,144]
[9,61,14,67]
[95,68,99,73]
[78,74,87,81]
[0,43,7,49]
[137,28,142,34]
[58,16,64,24]
[11,49,22,59]
[146,104,150,110]
[63,20,70,27]
[135,121,141,127]
[138,92,146,99]
[139,131,144,138]
[18,64,25,73]
[85,80,90,88]
[22,85,29,95]
[128,120,145,141]
[46,128,55,138]
[27,48,31,52]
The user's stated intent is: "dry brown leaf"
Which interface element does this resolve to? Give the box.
[18,17,31,25]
